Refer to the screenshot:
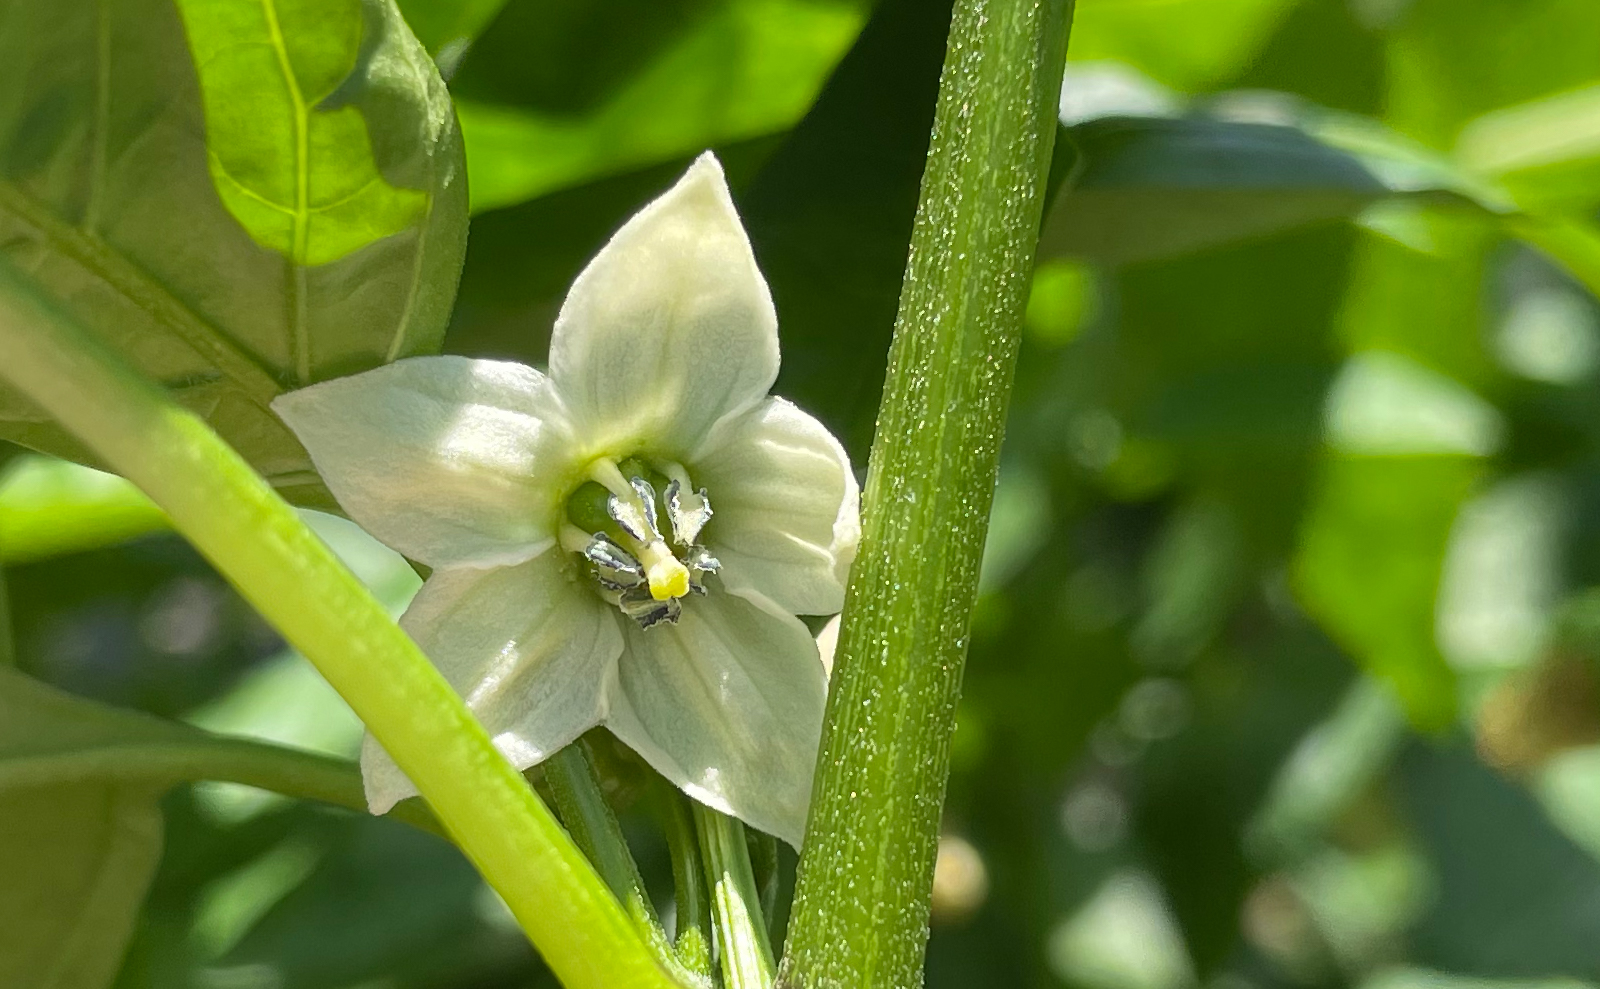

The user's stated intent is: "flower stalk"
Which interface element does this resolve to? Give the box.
[695,803,776,989]
[779,0,1074,985]
[0,259,681,989]
[543,740,702,984]
[655,780,716,981]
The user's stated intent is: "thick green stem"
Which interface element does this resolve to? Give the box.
[695,804,775,989]
[0,260,680,989]
[656,781,715,981]
[779,0,1072,986]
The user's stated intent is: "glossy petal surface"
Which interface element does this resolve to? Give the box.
[606,589,827,847]
[274,357,573,568]
[695,398,859,615]
[361,555,623,812]
[548,153,780,458]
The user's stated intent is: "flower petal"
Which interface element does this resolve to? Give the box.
[273,356,574,568]
[605,590,826,847]
[548,153,780,458]
[361,554,622,813]
[693,398,860,616]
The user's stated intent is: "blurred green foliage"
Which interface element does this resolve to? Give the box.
[5,0,1600,986]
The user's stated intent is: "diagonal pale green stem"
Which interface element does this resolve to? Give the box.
[779,0,1073,986]
[0,259,681,989]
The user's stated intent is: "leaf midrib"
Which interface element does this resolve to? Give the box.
[258,0,314,383]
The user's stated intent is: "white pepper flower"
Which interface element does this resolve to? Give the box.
[272,154,858,846]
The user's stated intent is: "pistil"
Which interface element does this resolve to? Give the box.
[635,540,691,601]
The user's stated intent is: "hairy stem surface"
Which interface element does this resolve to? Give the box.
[779,0,1074,985]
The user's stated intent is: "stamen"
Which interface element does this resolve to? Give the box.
[605,475,664,547]
[665,479,713,546]
[630,478,660,530]
[620,588,681,629]
[608,494,652,543]
[571,457,719,628]
[684,544,721,595]
[559,523,594,555]
[582,534,645,590]
[588,458,636,500]
[685,544,721,575]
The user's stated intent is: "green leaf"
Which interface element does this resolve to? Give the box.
[0,665,390,989]
[1289,204,1504,733]
[743,0,957,457]
[1068,0,1296,92]
[175,0,427,268]
[1384,0,1600,148]
[0,0,467,504]
[1294,454,1475,730]
[0,783,164,989]
[1042,112,1504,265]
[450,0,865,212]
[0,664,379,815]
[1458,84,1600,214]
[0,455,167,564]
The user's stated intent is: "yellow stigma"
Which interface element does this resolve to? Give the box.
[649,561,691,601]
[637,541,691,601]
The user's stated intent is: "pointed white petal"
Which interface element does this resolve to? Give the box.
[273,356,576,569]
[693,398,859,616]
[361,555,622,813]
[606,590,826,847]
[549,153,780,457]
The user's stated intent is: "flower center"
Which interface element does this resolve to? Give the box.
[561,456,719,629]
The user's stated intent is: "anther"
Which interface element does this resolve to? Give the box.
[661,462,713,546]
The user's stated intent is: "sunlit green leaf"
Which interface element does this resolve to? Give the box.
[0,783,164,989]
[454,0,864,212]
[0,456,166,564]
[744,0,954,456]
[1458,84,1600,213]
[175,0,427,267]
[1385,0,1600,147]
[0,0,467,504]
[1068,0,1296,92]
[1294,454,1474,730]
